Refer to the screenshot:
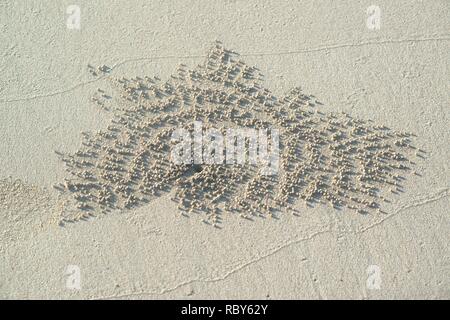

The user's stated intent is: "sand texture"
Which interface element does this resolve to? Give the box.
[0,0,449,299]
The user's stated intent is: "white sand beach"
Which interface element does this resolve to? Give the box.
[0,0,449,299]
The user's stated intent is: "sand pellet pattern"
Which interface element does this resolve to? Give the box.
[55,42,423,226]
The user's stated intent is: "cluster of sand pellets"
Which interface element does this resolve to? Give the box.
[55,42,423,226]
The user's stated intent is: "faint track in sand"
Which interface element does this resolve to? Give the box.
[92,187,449,300]
[1,35,450,104]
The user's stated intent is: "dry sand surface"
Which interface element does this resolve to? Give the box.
[0,0,449,299]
